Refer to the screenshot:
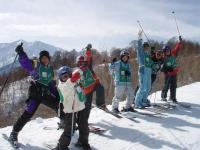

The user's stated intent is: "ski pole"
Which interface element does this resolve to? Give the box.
[0,42,23,98]
[137,20,151,44]
[172,11,181,36]
[0,53,19,98]
[71,93,76,137]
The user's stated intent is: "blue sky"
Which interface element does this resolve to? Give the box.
[0,0,199,50]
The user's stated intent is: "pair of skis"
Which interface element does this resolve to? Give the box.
[152,101,191,110]
[43,123,107,135]
[99,107,163,121]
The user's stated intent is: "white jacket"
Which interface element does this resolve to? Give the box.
[58,79,85,113]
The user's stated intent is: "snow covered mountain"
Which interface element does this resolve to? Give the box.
[0,40,65,69]
[1,82,200,150]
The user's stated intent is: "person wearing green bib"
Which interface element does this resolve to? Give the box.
[9,44,65,147]
[109,50,135,113]
[161,36,182,103]
[54,66,90,150]
[135,30,154,109]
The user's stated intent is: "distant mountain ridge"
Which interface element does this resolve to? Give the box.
[0,40,66,74]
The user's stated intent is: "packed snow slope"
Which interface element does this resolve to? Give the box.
[1,82,200,150]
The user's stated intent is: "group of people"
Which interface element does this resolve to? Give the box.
[8,30,182,150]
[109,30,182,112]
[9,43,106,150]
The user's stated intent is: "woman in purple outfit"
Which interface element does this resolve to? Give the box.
[9,43,65,148]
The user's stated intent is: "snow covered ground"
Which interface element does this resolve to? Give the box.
[1,82,200,150]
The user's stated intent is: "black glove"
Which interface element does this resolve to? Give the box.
[179,36,182,42]
[112,57,117,64]
[15,43,24,54]
[59,103,64,111]
[125,70,131,76]
[166,66,174,72]
[161,64,173,73]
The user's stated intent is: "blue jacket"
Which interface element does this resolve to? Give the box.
[137,39,153,74]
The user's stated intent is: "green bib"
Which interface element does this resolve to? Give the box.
[144,53,153,68]
[119,62,131,82]
[38,65,54,86]
[75,85,86,102]
[152,63,160,74]
[166,56,177,68]
[58,89,64,103]
[79,69,95,88]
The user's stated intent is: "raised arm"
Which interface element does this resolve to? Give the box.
[171,36,182,57]
[84,44,93,69]
[71,69,81,83]
[15,44,34,73]
[137,31,145,65]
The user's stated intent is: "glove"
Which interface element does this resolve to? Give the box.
[59,103,64,111]
[15,43,24,54]
[112,57,117,64]
[179,36,182,42]
[125,70,131,76]
[167,67,174,72]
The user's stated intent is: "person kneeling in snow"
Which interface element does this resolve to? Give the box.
[109,50,135,113]
[53,66,91,150]
[9,44,65,147]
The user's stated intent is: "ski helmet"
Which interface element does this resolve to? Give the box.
[39,50,50,61]
[76,55,88,66]
[143,42,150,48]
[120,50,130,59]
[86,43,92,49]
[57,66,72,81]
[155,50,163,60]
[162,45,171,52]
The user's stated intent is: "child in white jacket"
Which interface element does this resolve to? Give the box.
[53,66,91,150]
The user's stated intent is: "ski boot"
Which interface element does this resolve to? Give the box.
[112,108,120,114]
[75,141,91,150]
[135,105,145,109]
[9,130,19,148]
[143,102,151,107]
[57,119,65,129]
[171,99,178,103]
[121,107,136,112]
[98,104,109,111]
[53,143,69,150]
[161,98,167,102]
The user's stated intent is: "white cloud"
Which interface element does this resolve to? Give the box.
[0,0,199,50]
